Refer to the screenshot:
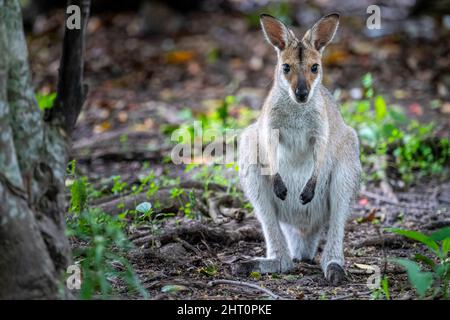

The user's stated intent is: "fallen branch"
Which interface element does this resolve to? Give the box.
[207,194,245,223]
[207,197,226,224]
[133,220,263,247]
[208,279,284,300]
[220,207,246,221]
[132,219,262,248]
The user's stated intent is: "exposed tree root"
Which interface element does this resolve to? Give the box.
[207,194,244,223]
[132,219,262,248]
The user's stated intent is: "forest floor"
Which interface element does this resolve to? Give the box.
[26,2,449,300]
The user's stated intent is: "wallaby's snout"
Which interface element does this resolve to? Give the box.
[295,81,309,103]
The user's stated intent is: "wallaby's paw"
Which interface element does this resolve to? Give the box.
[292,257,316,265]
[302,258,317,265]
[326,263,346,286]
[300,179,316,204]
[273,173,288,200]
[233,257,293,276]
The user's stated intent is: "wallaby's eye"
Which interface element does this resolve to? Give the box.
[311,64,319,74]
[282,64,290,74]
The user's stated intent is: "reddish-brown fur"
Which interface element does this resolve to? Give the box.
[280,41,321,94]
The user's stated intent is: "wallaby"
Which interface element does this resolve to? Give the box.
[237,13,361,285]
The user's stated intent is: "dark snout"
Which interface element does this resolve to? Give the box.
[295,87,309,102]
[295,79,309,103]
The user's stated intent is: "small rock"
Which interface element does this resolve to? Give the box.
[349,88,363,100]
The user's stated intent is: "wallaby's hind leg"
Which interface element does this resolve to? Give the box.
[233,202,294,275]
[235,167,294,275]
[321,136,361,285]
[281,223,320,263]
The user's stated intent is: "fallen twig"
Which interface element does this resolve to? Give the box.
[132,219,262,247]
[208,279,284,300]
[207,197,227,224]
[207,194,245,224]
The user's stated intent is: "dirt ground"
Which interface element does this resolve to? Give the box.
[26,2,450,299]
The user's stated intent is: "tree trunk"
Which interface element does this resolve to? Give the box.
[0,0,90,299]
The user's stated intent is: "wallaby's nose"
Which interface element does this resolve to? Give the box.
[295,88,309,102]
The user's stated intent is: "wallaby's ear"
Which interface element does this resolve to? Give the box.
[305,13,339,53]
[260,14,292,50]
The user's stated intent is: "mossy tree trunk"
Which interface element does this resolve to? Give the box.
[0,0,90,299]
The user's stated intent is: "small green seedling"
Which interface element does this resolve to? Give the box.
[386,227,450,299]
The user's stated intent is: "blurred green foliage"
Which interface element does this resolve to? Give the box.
[387,227,450,299]
[66,162,148,299]
[342,74,449,186]
[36,92,56,111]
[246,1,293,27]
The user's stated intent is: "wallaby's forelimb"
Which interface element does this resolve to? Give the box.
[300,135,327,204]
[273,173,287,200]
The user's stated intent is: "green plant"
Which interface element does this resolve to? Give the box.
[342,74,449,186]
[162,95,257,144]
[246,2,293,27]
[111,175,128,195]
[135,201,153,221]
[386,227,450,298]
[130,171,159,197]
[185,162,241,197]
[198,263,218,277]
[66,163,148,299]
[67,208,147,299]
[36,91,57,111]
[371,276,390,300]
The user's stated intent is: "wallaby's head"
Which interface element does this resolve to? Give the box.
[260,13,339,104]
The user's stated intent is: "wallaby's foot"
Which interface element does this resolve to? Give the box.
[300,178,316,204]
[326,263,346,286]
[303,258,317,265]
[273,173,287,200]
[233,257,294,276]
[292,257,316,265]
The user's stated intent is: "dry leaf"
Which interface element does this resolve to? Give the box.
[93,121,111,133]
[165,50,194,64]
[354,263,376,272]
